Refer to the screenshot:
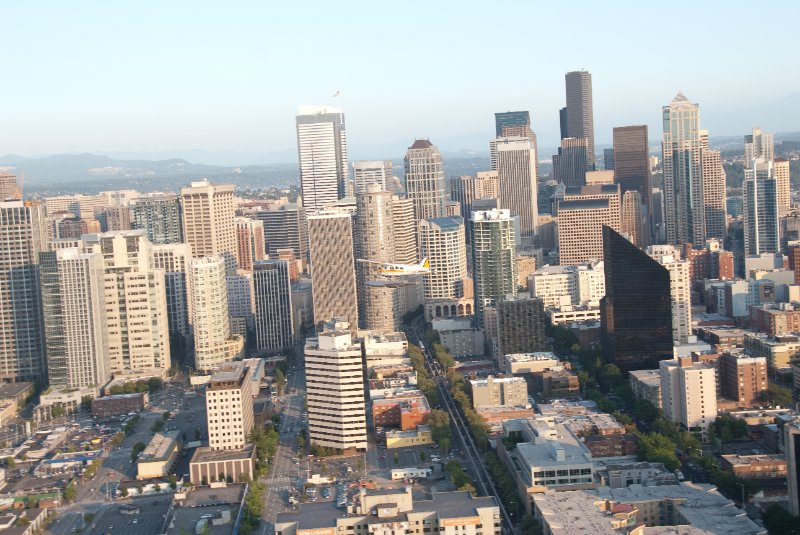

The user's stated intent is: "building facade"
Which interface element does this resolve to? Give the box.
[253,260,294,353]
[130,194,183,244]
[471,209,517,327]
[404,139,446,223]
[296,106,349,212]
[181,180,237,273]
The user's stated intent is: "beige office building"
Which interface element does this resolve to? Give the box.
[206,359,259,450]
[700,139,727,241]
[181,180,237,273]
[305,323,368,451]
[405,139,446,223]
[44,194,108,219]
[0,174,21,201]
[660,356,717,440]
[450,172,499,223]
[775,159,791,215]
[352,160,393,194]
[392,196,423,314]
[621,190,648,248]
[647,245,691,343]
[557,184,620,265]
[234,217,265,271]
[419,216,472,320]
[493,137,538,238]
[470,376,528,408]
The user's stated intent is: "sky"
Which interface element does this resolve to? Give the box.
[2,0,800,164]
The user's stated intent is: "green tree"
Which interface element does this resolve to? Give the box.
[148,377,163,392]
[763,384,793,407]
[62,482,77,502]
[80,395,93,411]
[419,451,426,462]
[51,405,65,418]
[761,503,800,535]
[4,457,15,469]
[393,452,399,466]
[275,369,286,396]
[163,411,171,420]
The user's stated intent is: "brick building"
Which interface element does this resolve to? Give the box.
[372,392,430,431]
[91,392,149,418]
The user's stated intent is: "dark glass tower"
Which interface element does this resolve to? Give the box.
[600,226,673,371]
[494,111,530,137]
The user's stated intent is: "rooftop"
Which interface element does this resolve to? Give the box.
[469,376,526,387]
[190,445,255,464]
[558,198,610,211]
[505,352,559,363]
[139,430,180,463]
[720,453,786,466]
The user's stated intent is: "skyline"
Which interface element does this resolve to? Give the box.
[3,1,800,165]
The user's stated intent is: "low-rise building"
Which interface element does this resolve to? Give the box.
[137,430,181,480]
[91,392,149,418]
[363,331,410,370]
[743,332,800,370]
[470,376,528,408]
[750,303,800,336]
[0,382,34,408]
[504,352,561,375]
[372,391,430,431]
[189,445,256,485]
[719,453,787,482]
[718,351,768,407]
[529,367,580,400]
[545,305,601,325]
[432,317,485,357]
[594,461,677,488]
[385,425,433,449]
[629,370,663,409]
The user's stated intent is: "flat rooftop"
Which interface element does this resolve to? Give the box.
[0,382,33,399]
[720,453,785,466]
[190,445,255,464]
[140,430,180,462]
[506,352,559,362]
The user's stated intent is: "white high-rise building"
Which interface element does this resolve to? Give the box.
[528,262,605,308]
[352,160,393,194]
[206,359,258,450]
[296,106,349,213]
[745,127,774,163]
[647,245,691,344]
[418,216,473,320]
[180,180,237,273]
[660,356,717,440]
[190,256,243,371]
[492,137,538,238]
[150,243,193,343]
[775,159,791,215]
[471,209,517,326]
[305,322,368,451]
[743,159,780,256]
[253,260,294,353]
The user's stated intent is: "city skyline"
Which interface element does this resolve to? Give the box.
[2,2,799,163]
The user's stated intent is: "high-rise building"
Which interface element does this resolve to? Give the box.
[744,127,774,163]
[621,190,648,248]
[95,205,132,232]
[471,209,517,326]
[493,137,538,238]
[252,203,308,263]
[0,174,21,201]
[557,184,621,266]
[40,248,109,389]
[743,159,780,256]
[613,125,651,215]
[700,135,727,242]
[308,210,359,332]
[296,106,349,212]
[181,179,237,273]
[234,217,265,271]
[226,272,254,336]
[785,417,800,516]
[131,195,183,244]
[0,201,47,383]
[150,243,193,346]
[646,245,691,344]
[450,172,499,224]
[253,260,294,353]
[44,194,108,219]
[82,230,171,375]
[603,148,615,171]
[564,70,595,170]
[352,160,393,194]
[404,140,446,223]
[305,323,368,451]
[660,356,717,440]
[206,359,258,450]
[775,159,791,215]
[418,216,472,320]
[495,294,547,358]
[559,107,568,139]
[354,185,400,332]
[391,196,423,314]
[189,256,243,371]
[495,111,530,137]
[552,137,589,187]
[651,188,666,243]
[718,351,767,408]
[601,226,673,371]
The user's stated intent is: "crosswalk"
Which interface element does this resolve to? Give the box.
[265,476,293,484]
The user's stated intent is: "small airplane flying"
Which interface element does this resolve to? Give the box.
[357,257,430,276]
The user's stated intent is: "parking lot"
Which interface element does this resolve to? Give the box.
[87,496,171,535]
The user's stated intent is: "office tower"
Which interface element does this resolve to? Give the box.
[150,243,193,345]
[603,148,615,171]
[305,323,368,451]
[786,418,800,516]
[495,294,546,357]
[418,216,471,320]
[190,256,243,371]
[181,179,237,273]
[660,356,717,440]
[355,185,400,332]
[557,184,621,265]
[552,137,588,187]
[404,139,446,222]
[775,159,791,215]
[226,272,254,337]
[95,205,131,232]
[471,209,517,326]
[308,210,359,332]
[621,190,648,248]
[0,174,21,201]
[559,107,568,139]
[601,226,673,371]
[646,245,691,343]
[44,194,108,219]
[651,188,666,243]
[296,106,349,213]
[564,70,596,170]
[450,172,499,224]
[495,111,530,137]
[82,230,171,375]
[40,248,109,388]
[718,352,767,407]
[253,260,294,353]
[613,125,651,214]
[206,359,257,450]
[131,195,183,244]
[0,201,46,383]
[234,217,265,271]
[662,92,708,246]
[701,138,727,241]
[743,159,780,256]
[353,160,393,194]
[391,196,423,314]
[493,137,538,238]
[744,127,774,163]
[52,215,101,240]
[253,203,308,263]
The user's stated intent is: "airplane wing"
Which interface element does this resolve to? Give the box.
[356,259,384,265]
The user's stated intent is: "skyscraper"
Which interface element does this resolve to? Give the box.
[391,196,423,314]
[471,209,517,327]
[0,174,21,201]
[601,226,673,371]
[612,125,651,215]
[150,243,193,347]
[308,209,359,333]
[252,203,308,264]
[296,106,349,213]
[493,137,538,238]
[253,260,294,353]
[620,190,648,248]
[352,160,394,194]
[495,111,530,137]
[131,194,183,244]
[744,127,774,163]
[418,216,472,320]
[404,140,446,223]
[775,159,791,215]
[700,132,727,241]
[0,200,46,383]
[785,417,800,516]
[564,70,596,170]
[234,217,265,271]
[40,248,109,389]
[450,173,499,224]
[552,137,589,187]
[181,179,238,273]
[743,159,780,256]
[646,245,691,344]
[603,148,615,171]
[557,185,621,265]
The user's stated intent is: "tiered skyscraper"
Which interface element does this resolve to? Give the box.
[181,180,238,273]
[404,140,446,223]
[296,106,349,213]
[564,70,596,170]
[419,216,471,320]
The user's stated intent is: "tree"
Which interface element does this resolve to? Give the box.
[419,451,426,462]
[80,395,93,411]
[163,411,171,420]
[148,377,163,393]
[120,487,129,497]
[275,369,286,396]
[62,482,77,502]
[763,384,793,407]
[51,405,65,418]
[4,457,15,469]
[393,452,399,466]
[761,503,800,535]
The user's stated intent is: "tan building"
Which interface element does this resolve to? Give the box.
[718,352,767,407]
[449,172,499,223]
[234,217,265,271]
[647,245,691,343]
[701,136,727,241]
[557,185,620,265]
[720,453,786,481]
[405,139,446,223]
[743,332,800,368]
[385,425,433,449]
[660,356,717,440]
[150,243,193,342]
[470,376,528,408]
[392,196,424,314]
[418,215,472,320]
[620,190,648,248]
[137,430,181,480]
[504,352,561,375]
[628,370,662,409]
[181,180,237,273]
[0,173,21,200]
[275,488,501,535]
[206,358,260,450]
[493,136,538,238]
[775,159,791,215]
[189,445,256,485]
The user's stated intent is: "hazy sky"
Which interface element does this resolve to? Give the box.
[3,1,799,163]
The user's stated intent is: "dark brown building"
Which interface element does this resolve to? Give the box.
[495,294,546,357]
[613,125,651,215]
[91,392,149,418]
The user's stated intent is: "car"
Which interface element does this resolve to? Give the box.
[200,513,214,520]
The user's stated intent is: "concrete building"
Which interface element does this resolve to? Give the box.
[150,243,193,344]
[392,196,424,314]
[564,70,595,170]
[745,127,774,163]
[557,185,620,265]
[660,357,717,440]
[352,160,393,194]
[743,332,800,369]
[44,193,108,219]
[504,352,561,375]
[190,256,243,371]
[744,159,780,256]
[372,391,430,431]
[470,376,528,408]
[405,139,446,223]
[206,359,259,450]
[308,209,359,332]
[785,416,800,516]
[180,179,237,274]
[701,134,727,242]
[620,190,648,248]
[646,245,691,344]
[253,260,294,353]
[492,136,538,238]
[552,137,589,187]
[775,158,791,215]
[718,352,767,407]
[234,217,265,271]
[0,200,46,383]
[528,262,605,308]
[363,331,410,370]
[251,202,308,264]
[130,194,183,244]
[613,125,651,219]
[418,216,472,321]
[628,370,662,409]
[91,392,148,418]
[472,209,517,327]
[137,430,181,479]
[449,172,499,224]
[0,173,21,201]
[494,294,547,358]
[304,323,368,451]
[296,106,349,212]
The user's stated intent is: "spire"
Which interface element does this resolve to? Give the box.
[672,91,689,104]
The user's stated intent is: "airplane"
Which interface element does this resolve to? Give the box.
[357,257,430,276]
